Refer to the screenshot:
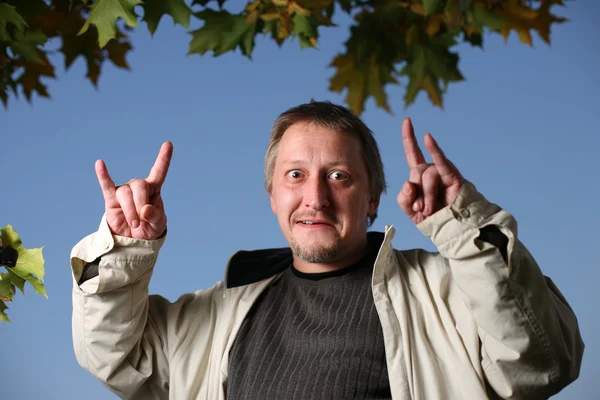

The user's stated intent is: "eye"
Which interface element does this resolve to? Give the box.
[328,171,348,180]
[287,170,304,179]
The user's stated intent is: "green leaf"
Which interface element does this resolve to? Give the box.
[399,33,463,108]
[473,3,507,31]
[292,14,318,48]
[188,10,257,58]
[0,301,9,323]
[142,0,193,35]
[6,269,25,294]
[423,0,443,15]
[0,273,15,302]
[0,226,46,298]
[8,30,47,64]
[0,4,28,41]
[79,0,142,48]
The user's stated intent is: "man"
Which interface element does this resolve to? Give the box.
[70,101,583,399]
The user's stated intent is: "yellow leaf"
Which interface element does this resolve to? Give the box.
[426,15,443,36]
[278,17,292,40]
[260,13,283,22]
[498,0,566,46]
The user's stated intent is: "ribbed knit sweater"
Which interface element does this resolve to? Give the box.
[227,249,391,399]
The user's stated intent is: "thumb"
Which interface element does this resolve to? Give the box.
[140,204,165,230]
[397,181,417,220]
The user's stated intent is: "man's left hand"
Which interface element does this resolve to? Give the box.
[397,118,465,224]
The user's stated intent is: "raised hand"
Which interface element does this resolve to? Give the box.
[397,119,464,224]
[95,142,173,240]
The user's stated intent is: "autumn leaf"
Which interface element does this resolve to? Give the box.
[498,0,566,46]
[142,0,193,35]
[0,0,570,112]
[329,54,397,115]
[0,3,28,41]
[79,0,141,48]
[188,10,257,58]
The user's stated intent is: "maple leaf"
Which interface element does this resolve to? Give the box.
[400,33,463,108]
[79,0,142,48]
[6,269,26,294]
[0,3,28,41]
[471,3,507,31]
[0,226,46,299]
[329,54,397,115]
[14,52,56,101]
[292,14,319,48]
[0,273,15,302]
[142,0,193,35]
[498,0,566,46]
[188,10,257,58]
[7,30,47,64]
[0,49,18,108]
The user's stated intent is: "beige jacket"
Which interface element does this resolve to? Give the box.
[70,182,584,399]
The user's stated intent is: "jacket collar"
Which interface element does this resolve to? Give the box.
[225,231,388,288]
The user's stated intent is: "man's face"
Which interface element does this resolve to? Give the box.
[269,122,378,265]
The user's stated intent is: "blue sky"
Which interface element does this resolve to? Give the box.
[1,1,598,398]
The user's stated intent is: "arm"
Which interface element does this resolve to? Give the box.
[71,216,170,399]
[418,181,584,399]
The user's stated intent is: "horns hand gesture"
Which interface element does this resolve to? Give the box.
[397,119,464,225]
[95,142,173,240]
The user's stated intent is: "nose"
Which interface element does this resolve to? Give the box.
[304,175,330,210]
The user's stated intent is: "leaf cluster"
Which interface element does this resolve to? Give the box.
[0,225,46,323]
[0,0,133,107]
[0,0,567,114]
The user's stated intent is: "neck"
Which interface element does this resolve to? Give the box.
[292,239,369,274]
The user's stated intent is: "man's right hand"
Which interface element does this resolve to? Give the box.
[95,142,173,240]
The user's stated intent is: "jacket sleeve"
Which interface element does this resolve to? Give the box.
[417,181,584,399]
[70,216,217,399]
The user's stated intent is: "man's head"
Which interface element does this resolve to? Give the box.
[265,101,386,268]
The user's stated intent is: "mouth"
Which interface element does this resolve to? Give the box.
[295,219,333,228]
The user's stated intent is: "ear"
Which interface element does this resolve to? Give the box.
[368,195,380,217]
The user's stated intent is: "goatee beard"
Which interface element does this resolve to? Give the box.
[290,236,341,263]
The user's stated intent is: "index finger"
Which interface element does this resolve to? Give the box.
[95,160,119,208]
[402,118,426,168]
[146,141,173,187]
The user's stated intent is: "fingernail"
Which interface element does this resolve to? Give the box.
[131,219,140,229]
